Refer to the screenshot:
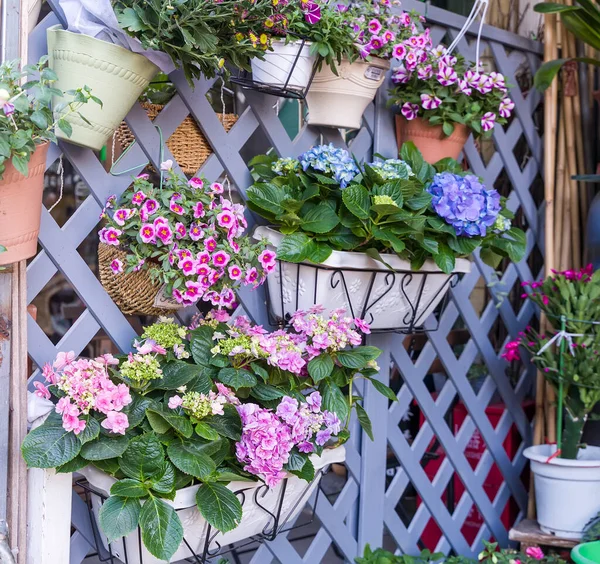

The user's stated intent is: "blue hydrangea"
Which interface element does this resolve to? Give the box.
[298,144,359,188]
[427,172,501,237]
[368,159,414,180]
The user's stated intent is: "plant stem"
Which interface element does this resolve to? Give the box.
[560,410,586,459]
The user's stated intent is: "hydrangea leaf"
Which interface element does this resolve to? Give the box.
[139,495,183,561]
[80,434,129,462]
[98,496,141,543]
[195,483,243,532]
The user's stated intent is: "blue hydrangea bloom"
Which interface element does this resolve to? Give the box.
[298,144,359,188]
[427,172,501,237]
[368,159,414,180]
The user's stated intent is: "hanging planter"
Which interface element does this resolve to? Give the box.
[0,143,48,265]
[232,38,317,100]
[306,57,390,129]
[47,25,159,151]
[395,116,469,163]
[255,226,470,332]
[79,446,345,564]
[524,444,600,539]
[115,103,238,176]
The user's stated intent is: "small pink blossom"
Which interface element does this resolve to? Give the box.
[368,18,382,34]
[175,222,187,239]
[101,227,122,246]
[113,208,135,226]
[391,65,411,84]
[189,223,205,242]
[140,224,156,244]
[417,65,432,79]
[160,160,173,171]
[101,411,129,435]
[210,182,224,195]
[184,280,204,301]
[502,340,521,362]
[525,547,544,560]
[168,395,183,409]
[178,258,197,276]
[392,43,407,60]
[213,251,231,268]
[141,198,159,217]
[437,64,458,86]
[245,267,259,285]
[33,381,51,400]
[110,259,123,274]
[258,249,277,269]
[188,177,204,190]
[205,237,218,253]
[170,199,185,215]
[156,224,174,245]
[53,351,75,371]
[228,265,243,280]
[193,201,205,219]
[458,79,472,96]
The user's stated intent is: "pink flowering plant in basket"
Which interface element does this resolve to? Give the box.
[22,311,394,561]
[387,11,514,138]
[99,162,273,308]
[502,265,600,459]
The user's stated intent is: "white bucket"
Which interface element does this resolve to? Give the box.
[79,446,345,564]
[254,226,470,331]
[306,56,390,129]
[251,40,316,90]
[524,444,600,539]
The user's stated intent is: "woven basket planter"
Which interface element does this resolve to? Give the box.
[98,244,175,317]
[115,103,238,175]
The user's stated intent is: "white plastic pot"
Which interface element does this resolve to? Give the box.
[79,446,345,564]
[524,444,600,539]
[254,226,471,331]
[306,57,390,129]
[251,40,316,91]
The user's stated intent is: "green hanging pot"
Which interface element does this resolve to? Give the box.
[572,541,600,564]
[46,25,159,151]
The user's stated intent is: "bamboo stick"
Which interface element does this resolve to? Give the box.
[554,117,566,264]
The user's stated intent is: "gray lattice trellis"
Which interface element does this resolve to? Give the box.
[24,1,544,561]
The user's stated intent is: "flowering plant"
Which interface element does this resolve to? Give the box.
[502,265,600,459]
[99,166,272,308]
[114,0,276,84]
[357,542,565,564]
[0,57,99,178]
[23,312,391,560]
[247,142,525,273]
[387,11,514,138]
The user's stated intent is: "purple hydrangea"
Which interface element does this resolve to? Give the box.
[427,172,501,237]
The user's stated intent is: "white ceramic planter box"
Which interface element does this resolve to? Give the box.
[79,446,345,564]
[306,57,390,129]
[251,40,316,91]
[525,444,600,539]
[255,226,471,331]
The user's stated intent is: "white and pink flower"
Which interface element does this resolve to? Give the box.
[481,112,496,131]
[499,97,514,118]
[213,250,231,268]
[140,224,156,244]
[110,259,123,274]
[420,93,442,110]
[401,102,419,120]
[436,64,458,86]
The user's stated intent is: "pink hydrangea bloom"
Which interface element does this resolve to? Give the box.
[101,411,129,435]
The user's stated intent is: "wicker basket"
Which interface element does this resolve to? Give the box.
[115,103,238,175]
[98,244,173,317]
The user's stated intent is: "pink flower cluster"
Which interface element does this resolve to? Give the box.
[99,170,273,308]
[389,12,514,135]
[213,306,371,375]
[235,392,340,487]
[37,352,131,435]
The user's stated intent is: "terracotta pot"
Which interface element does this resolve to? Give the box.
[0,143,49,265]
[395,115,469,163]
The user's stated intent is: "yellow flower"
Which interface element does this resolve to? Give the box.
[260,33,268,45]
[265,18,274,28]
[272,0,279,4]
[235,32,244,41]
[218,58,225,69]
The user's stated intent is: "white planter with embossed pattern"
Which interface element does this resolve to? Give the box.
[255,226,471,331]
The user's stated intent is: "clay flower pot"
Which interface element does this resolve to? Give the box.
[395,115,469,163]
[0,143,49,265]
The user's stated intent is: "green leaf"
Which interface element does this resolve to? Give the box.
[307,241,333,264]
[117,7,146,31]
[289,457,315,482]
[250,383,287,401]
[195,421,220,441]
[308,354,334,383]
[433,243,456,274]
[190,326,215,367]
[533,58,569,91]
[480,247,503,269]
[167,442,216,480]
[78,435,128,463]
[30,110,48,130]
[119,434,164,482]
[247,183,288,215]
[448,236,481,255]
[92,458,121,475]
[442,122,455,136]
[301,205,340,233]
[337,350,368,369]
[11,154,28,177]
[406,192,433,210]
[250,362,269,382]
[21,422,81,468]
[147,406,193,438]
[57,118,72,137]
[78,416,100,445]
[367,378,398,401]
[217,367,257,390]
[320,380,350,423]
[123,393,153,428]
[56,455,88,473]
[203,404,242,441]
[139,495,183,561]
[147,462,174,495]
[342,185,371,219]
[110,479,148,498]
[150,361,202,390]
[277,232,315,263]
[196,483,243,533]
[355,402,374,440]
[98,496,141,543]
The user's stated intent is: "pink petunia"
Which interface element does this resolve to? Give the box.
[525,547,544,560]
[133,258,145,272]
[404,51,418,71]
[139,223,156,244]
[142,198,159,217]
[381,30,395,44]
[499,97,515,118]
[184,280,204,301]
[475,74,493,94]
[420,93,442,110]
[481,112,496,132]
[368,18,382,34]
[417,65,432,80]
[188,177,204,190]
[392,43,407,60]
[175,222,187,239]
[132,191,147,206]
[113,208,135,226]
[210,182,224,195]
[489,71,506,90]
[160,160,173,171]
[156,224,174,245]
[217,210,235,228]
[204,237,218,253]
[110,259,123,274]
[170,199,185,215]
[392,65,411,84]
[458,79,472,96]
[401,102,419,120]
[228,264,243,280]
[178,258,197,276]
[101,227,122,246]
[245,267,259,286]
[258,249,277,269]
[136,173,149,180]
[213,250,231,268]
[369,36,384,50]
[193,201,205,219]
[437,64,458,86]
[303,1,321,24]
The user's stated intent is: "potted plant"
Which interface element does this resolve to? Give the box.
[305,1,408,129]
[0,57,99,265]
[248,0,356,94]
[504,265,600,538]
[248,143,525,331]
[98,165,272,315]
[388,14,514,162]
[22,310,394,562]
[48,0,273,151]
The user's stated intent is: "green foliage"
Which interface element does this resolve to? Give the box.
[248,145,525,274]
[0,57,99,180]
